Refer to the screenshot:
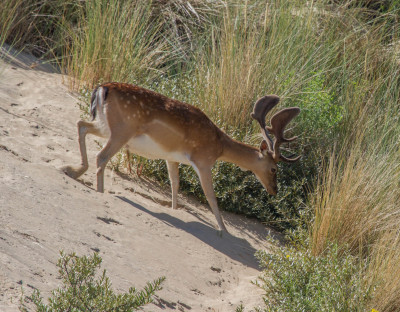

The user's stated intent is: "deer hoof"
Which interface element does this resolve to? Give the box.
[61,165,82,179]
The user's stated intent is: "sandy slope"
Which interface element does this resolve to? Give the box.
[0,49,278,311]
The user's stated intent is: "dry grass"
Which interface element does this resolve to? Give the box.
[191,1,338,132]
[0,0,26,48]
[191,5,269,128]
[310,142,400,311]
[62,0,171,90]
[311,139,400,256]
[307,4,400,309]
[365,229,400,312]
[310,94,400,311]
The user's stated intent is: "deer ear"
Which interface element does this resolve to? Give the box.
[259,140,269,155]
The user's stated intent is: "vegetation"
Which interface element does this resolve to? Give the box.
[256,241,369,311]
[2,0,400,310]
[19,252,165,312]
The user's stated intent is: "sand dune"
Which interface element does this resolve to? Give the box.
[0,49,277,311]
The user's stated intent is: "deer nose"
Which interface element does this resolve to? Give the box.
[268,186,277,196]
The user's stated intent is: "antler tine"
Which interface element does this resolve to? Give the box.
[251,95,280,151]
[268,107,301,163]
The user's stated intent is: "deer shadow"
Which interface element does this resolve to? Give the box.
[117,196,265,270]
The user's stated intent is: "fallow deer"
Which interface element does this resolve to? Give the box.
[62,82,300,233]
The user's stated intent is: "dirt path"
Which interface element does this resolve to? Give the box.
[0,50,276,311]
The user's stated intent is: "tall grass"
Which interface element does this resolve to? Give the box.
[0,0,26,49]
[0,0,82,60]
[311,137,400,310]
[190,3,271,128]
[62,0,171,89]
[312,141,400,254]
[191,1,344,132]
[308,4,400,310]
[366,230,400,311]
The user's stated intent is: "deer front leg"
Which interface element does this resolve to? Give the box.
[193,162,227,234]
[166,161,179,209]
[62,120,101,179]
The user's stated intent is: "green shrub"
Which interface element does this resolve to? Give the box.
[20,251,165,312]
[291,72,342,143]
[256,240,370,312]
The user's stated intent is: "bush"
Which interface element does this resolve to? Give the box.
[20,252,165,312]
[255,240,370,312]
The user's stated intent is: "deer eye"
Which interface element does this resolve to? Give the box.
[271,167,277,174]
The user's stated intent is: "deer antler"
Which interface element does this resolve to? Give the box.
[250,95,280,151]
[268,107,301,162]
[251,95,301,163]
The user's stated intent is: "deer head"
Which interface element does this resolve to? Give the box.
[250,95,301,195]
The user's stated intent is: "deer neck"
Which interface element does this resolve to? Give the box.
[218,134,260,171]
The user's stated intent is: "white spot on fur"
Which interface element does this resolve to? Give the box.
[124,104,127,108]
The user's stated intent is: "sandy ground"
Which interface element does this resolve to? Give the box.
[0,48,278,311]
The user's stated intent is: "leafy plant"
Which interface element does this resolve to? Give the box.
[294,72,342,143]
[256,240,370,312]
[20,251,165,312]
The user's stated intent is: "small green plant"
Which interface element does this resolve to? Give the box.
[294,72,342,142]
[256,240,370,312]
[20,251,165,312]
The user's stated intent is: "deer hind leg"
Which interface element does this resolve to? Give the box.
[191,161,227,233]
[96,134,130,193]
[166,161,179,209]
[62,120,102,179]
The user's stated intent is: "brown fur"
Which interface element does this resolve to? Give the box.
[101,82,224,162]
